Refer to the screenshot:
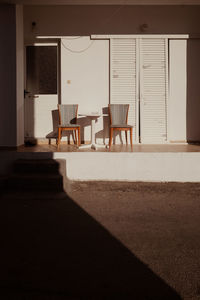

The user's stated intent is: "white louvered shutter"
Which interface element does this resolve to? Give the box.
[110,39,137,142]
[140,38,168,143]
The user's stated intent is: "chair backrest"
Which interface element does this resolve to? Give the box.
[108,104,129,125]
[58,104,78,126]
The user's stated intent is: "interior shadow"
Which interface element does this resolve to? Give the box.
[0,161,181,299]
[187,39,200,142]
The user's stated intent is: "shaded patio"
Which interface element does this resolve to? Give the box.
[16,142,200,153]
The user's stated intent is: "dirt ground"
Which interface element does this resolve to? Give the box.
[1,181,200,299]
[68,181,200,300]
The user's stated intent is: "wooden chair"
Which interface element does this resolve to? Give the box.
[108,104,133,149]
[57,104,80,148]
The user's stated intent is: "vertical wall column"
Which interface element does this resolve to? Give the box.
[16,5,24,146]
[0,4,16,147]
[169,39,187,142]
[0,4,24,147]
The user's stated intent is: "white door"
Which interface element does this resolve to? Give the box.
[110,38,138,143]
[110,37,168,144]
[24,43,59,140]
[139,38,168,143]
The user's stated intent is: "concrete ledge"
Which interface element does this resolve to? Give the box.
[54,152,200,182]
[1,151,200,182]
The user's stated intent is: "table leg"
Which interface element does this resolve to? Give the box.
[91,118,96,149]
[79,116,106,150]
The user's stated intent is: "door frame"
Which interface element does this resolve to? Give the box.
[24,40,61,140]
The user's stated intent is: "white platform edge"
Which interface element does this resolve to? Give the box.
[53,152,200,182]
[1,151,200,182]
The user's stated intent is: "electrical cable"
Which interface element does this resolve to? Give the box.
[61,39,95,53]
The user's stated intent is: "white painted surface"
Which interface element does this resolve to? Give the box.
[52,152,200,182]
[169,40,187,142]
[61,37,109,143]
[23,36,187,143]
[24,95,58,138]
[1,151,200,182]
[23,5,200,143]
[92,35,189,39]
[110,38,137,143]
[110,37,169,144]
[140,38,168,143]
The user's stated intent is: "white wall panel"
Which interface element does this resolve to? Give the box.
[110,38,137,143]
[140,38,168,143]
[61,37,109,143]
[169,39,187,142]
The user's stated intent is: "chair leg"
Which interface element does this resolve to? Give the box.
[130,127,133,148]
[78,127,81,146]
[57,128,62,148]
[74,130,77,145]
[125,131,128,145]
[109,128,113,149]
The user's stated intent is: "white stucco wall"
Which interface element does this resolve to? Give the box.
[169,39,187,142]
[61,37,109,143]
[1,150,200,182]
[60,36,187,143]
[54,152,200,182]
[20,5,200,143]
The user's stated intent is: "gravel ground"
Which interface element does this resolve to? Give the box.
[68,181,200,300]
[1,181,200,300]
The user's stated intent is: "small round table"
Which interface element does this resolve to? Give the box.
[79,113,105,150]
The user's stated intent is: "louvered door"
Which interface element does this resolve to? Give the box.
[110,39,137,142]
[110,37,168,144]
[140,38,168,143]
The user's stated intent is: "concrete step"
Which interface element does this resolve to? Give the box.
[8,173,63,192]
[13,159,60,174]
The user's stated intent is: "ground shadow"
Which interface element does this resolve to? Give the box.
[46,109,78,145]
[0,159,181,299]
[46,109,59,144]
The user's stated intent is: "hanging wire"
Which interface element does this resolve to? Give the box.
[61,39,95,53]
[60,0,127,53]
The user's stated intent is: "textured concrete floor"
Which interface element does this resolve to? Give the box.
[1,181,200,299]
[16,143,200,152]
